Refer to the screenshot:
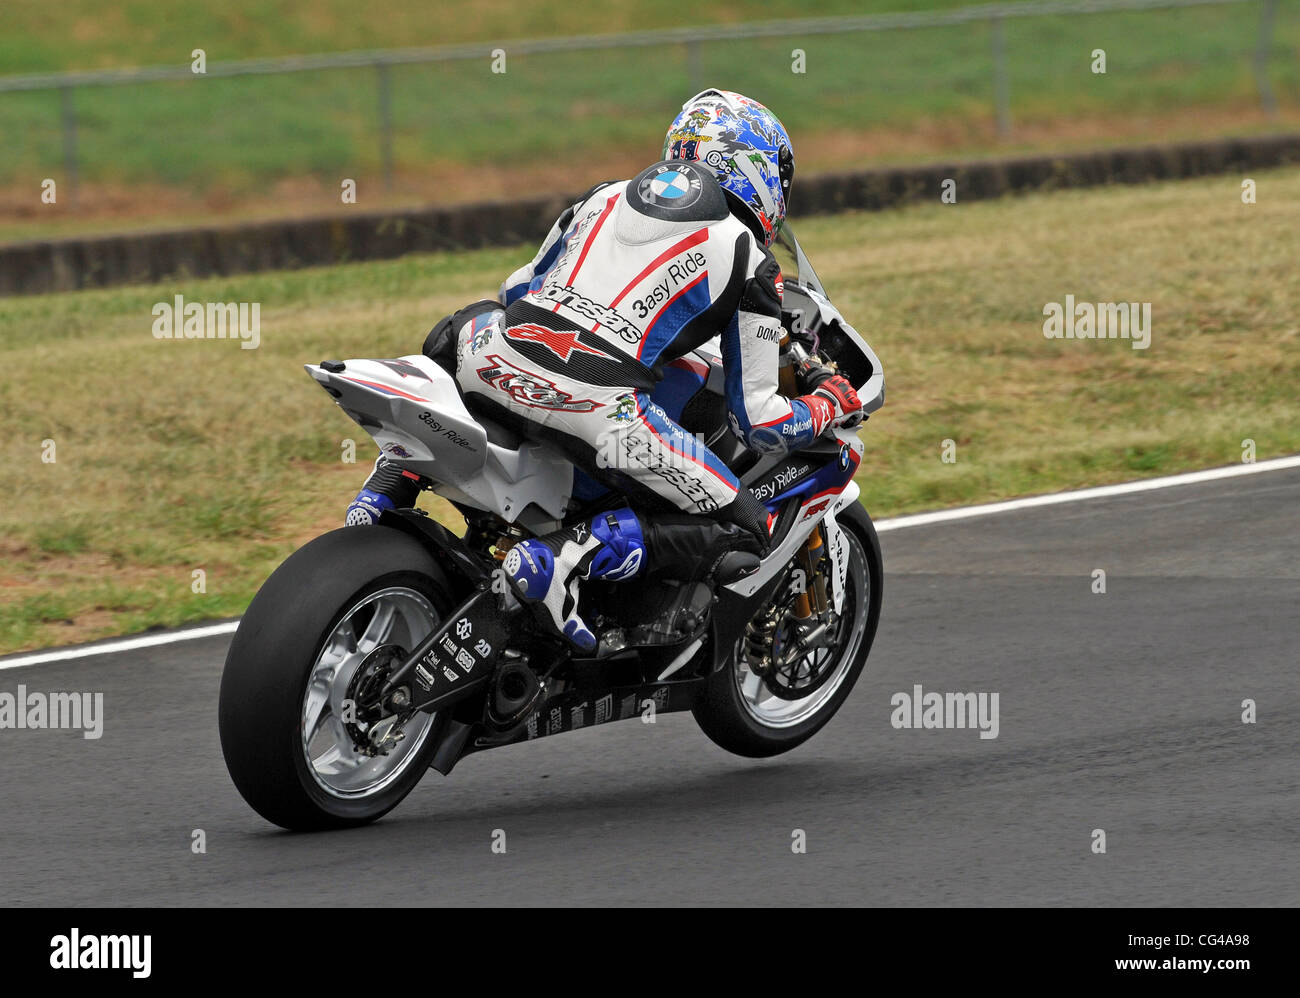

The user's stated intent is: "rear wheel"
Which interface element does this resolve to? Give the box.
[692,503,883,757]
[300,585,441,800]
[219,526,459,830]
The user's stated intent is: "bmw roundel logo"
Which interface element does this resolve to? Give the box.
[650,171,690,198]
[638,164,703,208]
[838,444,851,471]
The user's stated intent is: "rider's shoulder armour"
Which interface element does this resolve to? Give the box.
[624,160,728,224]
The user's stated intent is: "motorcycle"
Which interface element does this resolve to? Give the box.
[218,225,886,830]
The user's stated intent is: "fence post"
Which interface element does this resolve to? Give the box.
[376,62,395,192]
[1254,0,1278,118]
[59,85,79,208]
[685,39,702,94]
[991,15,1011,139]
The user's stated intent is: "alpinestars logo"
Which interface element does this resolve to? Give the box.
[536,285,642,345]
[476,354,600,412]
[505,323,606,362]
[604,549,642,580]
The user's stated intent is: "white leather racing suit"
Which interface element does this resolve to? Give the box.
[453,159,839,535]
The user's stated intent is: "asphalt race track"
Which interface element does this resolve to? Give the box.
[2,468,1296,906]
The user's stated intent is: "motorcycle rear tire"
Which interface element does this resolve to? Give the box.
[218,526,456,830]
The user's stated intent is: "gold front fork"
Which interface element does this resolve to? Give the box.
[792,527,828,620]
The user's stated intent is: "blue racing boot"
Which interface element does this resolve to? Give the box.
[503,507,645,653]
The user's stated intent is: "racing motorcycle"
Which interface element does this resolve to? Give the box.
[218,226,886,830]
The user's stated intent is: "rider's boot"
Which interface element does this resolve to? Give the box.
[345,457,422,526]
[503,507,646,653]
[504,506,764,653]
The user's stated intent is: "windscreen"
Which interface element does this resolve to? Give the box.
[771,224,828,298]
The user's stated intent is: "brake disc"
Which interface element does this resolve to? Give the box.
[761,605,842,702]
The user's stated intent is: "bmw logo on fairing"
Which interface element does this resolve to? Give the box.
[639,164,703,208]
[839,444,851,471]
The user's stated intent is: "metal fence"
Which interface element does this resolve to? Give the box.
[0,0,1285,207]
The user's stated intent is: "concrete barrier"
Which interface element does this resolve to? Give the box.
[3,133,1297,296]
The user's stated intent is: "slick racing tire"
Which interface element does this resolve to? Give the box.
[692,502,883,758]
[218,526,458,831]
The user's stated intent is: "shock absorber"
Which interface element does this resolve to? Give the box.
[464,514,527,563]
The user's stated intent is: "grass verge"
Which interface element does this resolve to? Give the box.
[0,166,1296,653]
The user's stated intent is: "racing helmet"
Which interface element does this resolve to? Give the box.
[662,88,794,246]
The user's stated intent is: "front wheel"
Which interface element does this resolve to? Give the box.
[218,526,459,830]
[692,502,883,758]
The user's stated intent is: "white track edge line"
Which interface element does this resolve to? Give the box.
[3,455,1297,671]
[0,622,239,671]
[871,455,1300,532]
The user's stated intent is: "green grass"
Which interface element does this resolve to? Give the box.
[1,0,1297,241]
[1,166,1298,653]
[0,1,1063,71]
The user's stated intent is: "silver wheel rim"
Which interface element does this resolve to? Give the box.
[734,529,869,729]
[301,586,439,799]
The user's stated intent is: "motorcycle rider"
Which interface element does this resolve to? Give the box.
[347,89,863,652]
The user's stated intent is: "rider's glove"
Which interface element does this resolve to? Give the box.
[808,373,863,430]
[796,359,836,394]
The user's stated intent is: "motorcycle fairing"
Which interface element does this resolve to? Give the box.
[724,479,862,601]
[307,354,573,522]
